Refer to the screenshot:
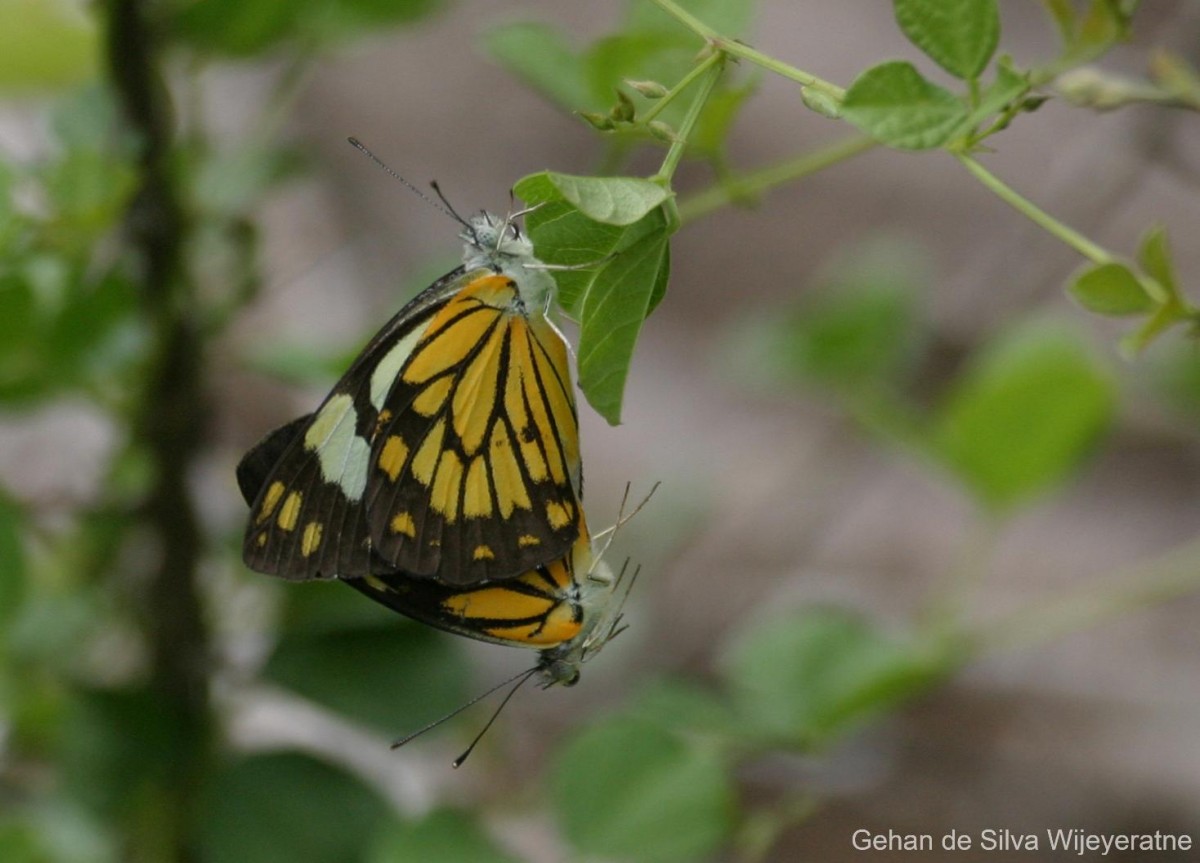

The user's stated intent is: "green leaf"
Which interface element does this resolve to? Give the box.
[720,609,947,746]
[893,0,1000,80]
[367,810,520,863]
[577,215,671,424]
[263,618,469,735]
[197,752,393,863]
[626,0,756,38]
[1067,261,1154,316]
[483,23,590,111]
[543,173,671,226]
[0,0,98,91]
[842,61,969,150]
[551,716,734,863]
[933,320,1115,510]
[1136,224,1179,304]
[516,174,672,424]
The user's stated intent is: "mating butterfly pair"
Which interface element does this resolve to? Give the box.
[238,205,628,688]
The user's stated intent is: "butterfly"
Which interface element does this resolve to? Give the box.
[237,418,644,689]
[240,208,583,586]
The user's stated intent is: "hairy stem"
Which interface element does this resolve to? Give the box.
[106,1,210,860]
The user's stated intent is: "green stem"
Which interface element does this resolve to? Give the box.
[653,55,725,187]
[641,51,724,124]
[676,135,876,223]
[976,537,1200,655]
[647,0,845,102]
[955,153,1113,264]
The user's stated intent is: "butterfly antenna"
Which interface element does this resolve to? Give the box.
[346,137,466,228]
[593,481,661,570]
[452,667,539,768]
[390,665,536,754]
[429,179,475,234]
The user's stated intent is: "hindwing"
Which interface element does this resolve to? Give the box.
[346,533,590,649]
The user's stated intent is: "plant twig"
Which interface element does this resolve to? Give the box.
[106,1,211,859]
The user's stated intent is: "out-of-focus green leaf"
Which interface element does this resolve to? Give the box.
[0,802,115,863]
[1136,224,1179,304]
[720,608,948,746]
[551,716,734,863]
[933,319,1115,510]
[893,0,1000,80]
[174,0,443,57]
[726,238,926,391]
[0,492,25,626]
[483,23,590,111]
[197,752,393,863]
[627,679,738,737]
[263,617,469,734]
[59,687,188,821]
[691,75,757,155]
[367,810,520,863]
[842,61,968,149]
[583,32,696,108]
[626,0,756,38]
[0,818,45,863]
[276,578,406,635]
[0,0,98,91]
[1067,261,1154,316]
[1077,0,1135,47]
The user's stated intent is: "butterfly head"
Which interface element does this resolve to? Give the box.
[534,550,635,688]
[462,212,556,311]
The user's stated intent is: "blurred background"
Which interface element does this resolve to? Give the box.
[3,1,1200,861]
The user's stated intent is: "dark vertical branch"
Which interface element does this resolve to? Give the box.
[105,1,210,860]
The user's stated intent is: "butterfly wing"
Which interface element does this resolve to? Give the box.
[241,268,466,580]
[345,538,589,649]
[364,272,583,585]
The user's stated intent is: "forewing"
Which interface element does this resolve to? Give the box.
[366,272,583,585]
[240,268,465,580]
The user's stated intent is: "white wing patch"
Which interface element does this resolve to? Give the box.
[370,326,425,411]
[304,393,370,500]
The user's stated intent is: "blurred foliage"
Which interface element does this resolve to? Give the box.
[2,0,1199,862]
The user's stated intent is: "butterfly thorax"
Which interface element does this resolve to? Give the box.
[535,556,620,687]
[462,212,556,313]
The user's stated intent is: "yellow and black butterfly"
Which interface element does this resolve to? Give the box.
[240,207,582,586]
[237,418,639,689]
